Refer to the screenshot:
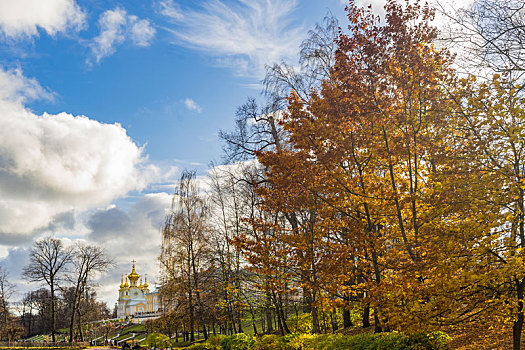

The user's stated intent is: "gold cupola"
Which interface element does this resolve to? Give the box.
[123,274,129,288]
[128,260,140,287]
[143,274,149,290]
[119,275,124,289]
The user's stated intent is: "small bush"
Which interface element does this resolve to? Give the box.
[287,314,313,334]
[253,334,292,350]
[185,342,217,350]
[144,333,169,348]
[219,334,255,350]
[406,331,451,350]
[206,334,226,349]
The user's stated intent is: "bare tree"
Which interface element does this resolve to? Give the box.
[68,243,113,342]
[23,237,73,342]
[0,267,14,327]
[220,13,339,163]
[440,0,525,82]
[264,12,339,110]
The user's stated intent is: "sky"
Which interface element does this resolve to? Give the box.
[0,0,474,309]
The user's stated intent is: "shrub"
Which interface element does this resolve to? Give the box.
[206,334,226,349]
[287,314,313,334]
[253,334,291,350]
[186,342,217,350]
[406,331,451,350]
[219,333,255,350]
[144,333,170,348]
[284,331,451,350]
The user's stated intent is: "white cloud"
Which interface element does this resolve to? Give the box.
[158,0,184,20]
[0,69,179,306]
[84,192,172,304]
[184,98,202,113]
[161,0,305,76]
[0,189,174,305]
[131,18,156,46]
[0,67,54,104]
[90,8,156,64]
[0,67,151,236]
[0,0,85,39]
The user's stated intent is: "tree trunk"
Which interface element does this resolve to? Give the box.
[50,283,56,342]
[189,288,195,342]
[276,305,284,336]
[513,278,525,350]
[277,295,291,334]
[362,304,370,328]
[249,307,258,335]
[312,305,320,333]
[374,312,382,333]
[69,286,80,343]
[331,307,338,333]
[343,307,353,328]
[237,319,243,333]
[265,297,273,332]
[77,309,84,341]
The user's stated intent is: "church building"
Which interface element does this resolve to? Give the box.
[117,261,162,317]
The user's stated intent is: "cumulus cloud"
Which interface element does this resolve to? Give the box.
[0,67,177,304]
[0,67,150,238]
[85,192,172,303]
[0,0,85,39]
[0,191,173,304]
[184,98,202,113]
[161,0,305,76]
[90,8,156,64]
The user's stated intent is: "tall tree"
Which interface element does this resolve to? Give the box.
[23,237,73,342]
[219,14,341,333]
[160,170,209,342]
[449,74,525,350]
[0,267,14,328]
[257,0,461,332]
[68,243,112,342]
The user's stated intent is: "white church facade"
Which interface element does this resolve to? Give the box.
[117,261,162,317]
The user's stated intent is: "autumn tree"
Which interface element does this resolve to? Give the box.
[258,0,454,331]
[160,170,209,342]
[446,73,525,350]
[219,14,343,334]
[23,237,73,342]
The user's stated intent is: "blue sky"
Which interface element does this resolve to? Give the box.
[0,0,353,305]
[5,0,347,170]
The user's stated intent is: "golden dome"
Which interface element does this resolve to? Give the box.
[127,260,140,287]
[143,274,149,289]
